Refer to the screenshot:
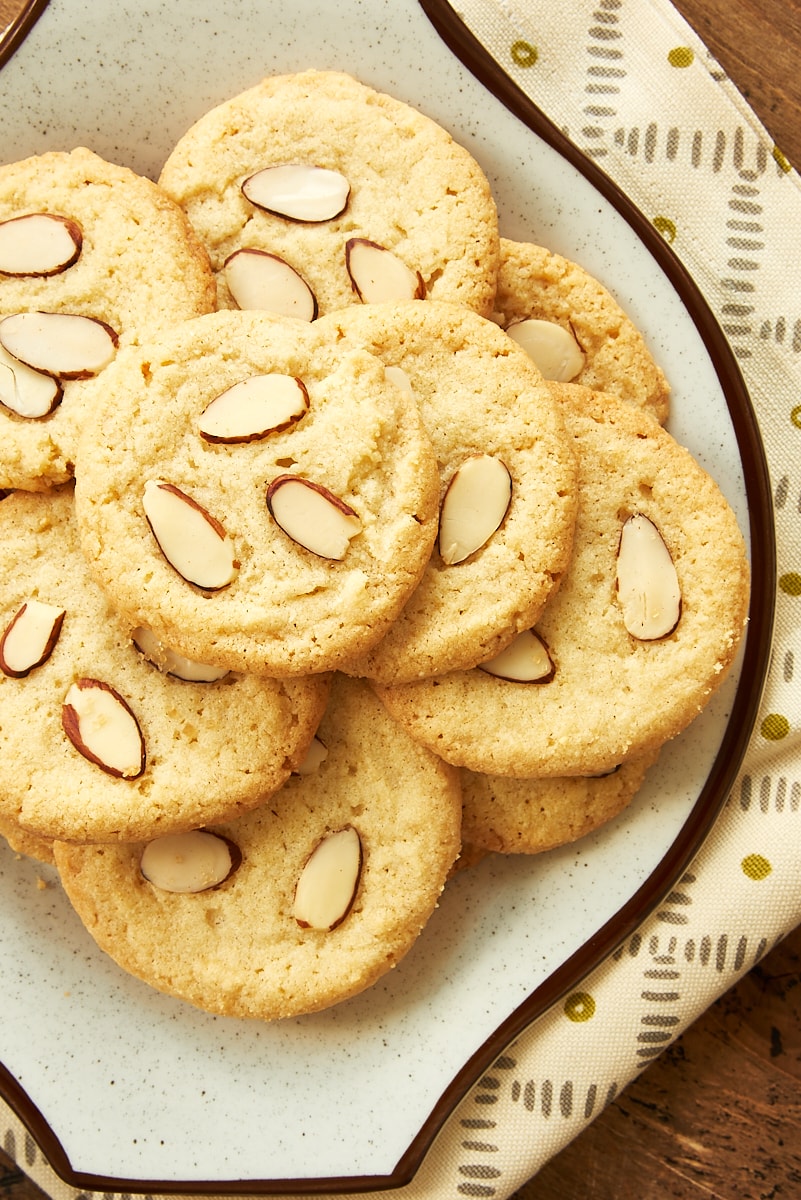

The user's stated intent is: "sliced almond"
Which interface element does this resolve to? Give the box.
[198,374,309,443]
[0,599,65,677]
[0,311,118,380]
[131,626,230,682]
[140,830,237,893]
[62,678,145,779]
[143,480,238,590]
[0,213,83,277]
[293,826,362,931]
[384,364,414,395]
[0,344,62,418]
[224,249,317,321]
[616,513,681,640]
[479,629,555,683]
[439,455,512,565]
[345,239,425,303]
[266,475,361,560]
[505,318,585,382]
[293,735,329,776]
[242,164,350,222]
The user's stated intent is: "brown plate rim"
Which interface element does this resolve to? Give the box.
[0,0,777,1192]
[0,0,49,70]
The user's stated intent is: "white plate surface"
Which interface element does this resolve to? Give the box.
[0,0,758,1188]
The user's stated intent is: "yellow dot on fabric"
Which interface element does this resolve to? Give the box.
[653,216,677,243]
[773,146,792,173]
[564,991,596,1022]
[792,404,801,430]
[761,713,790,741]
[742,853,772,881]
[510,39,538,68]
[780,572,801,596]
[668,46,694,68]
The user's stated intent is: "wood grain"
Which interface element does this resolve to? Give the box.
[673,0,801,169]
[0,1152,46,1200]
[514,0,801,1195]
[1,2,799,1199]
[515,924,801,1199]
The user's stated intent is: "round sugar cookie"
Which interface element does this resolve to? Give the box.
[53,674,463,1021]
[315,301,579,684]
[0,147,216,490]
[375,386,750,777]
[0,813,54,865]
[494,238,670,422]
[0,486,330,844]
[74,309,440,677]
[460,748,660,857]
[158,69,499,320]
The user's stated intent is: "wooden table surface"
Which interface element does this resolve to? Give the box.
[1,2,800,1199]
[515,1,801,1196]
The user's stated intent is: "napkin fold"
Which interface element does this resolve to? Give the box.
[3,1,800,1197]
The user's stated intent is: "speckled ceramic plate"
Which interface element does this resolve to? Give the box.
[0,0,774,1193]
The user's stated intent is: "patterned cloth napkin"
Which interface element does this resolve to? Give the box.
[3,0,799,1196]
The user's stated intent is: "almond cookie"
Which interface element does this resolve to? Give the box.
[375,386,750,777]
[0,486,330,844]
[53,674,462,1020]
[0,147,216,490]
[0,813,54,865]
[493,238,670,422]
[73,309,440,677]
[460,748,660,858]
[316,300,579,684]
[158,69,499,321]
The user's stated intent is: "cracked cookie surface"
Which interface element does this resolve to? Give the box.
[0,486,329,843]
[318,300,579,685]
[494,238,670,422]
[158,69,500,320]
[74,309,441,677]
[376,387,750,778]
[0,147,216,489]
[54,675,462,1020]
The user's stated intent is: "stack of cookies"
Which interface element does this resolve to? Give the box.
[0,70,750,1020]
